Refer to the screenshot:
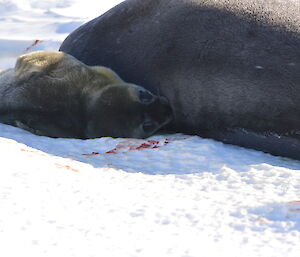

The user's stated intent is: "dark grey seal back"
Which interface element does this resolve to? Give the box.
[60,0,300,160]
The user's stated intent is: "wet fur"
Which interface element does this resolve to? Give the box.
[0,51,172,138]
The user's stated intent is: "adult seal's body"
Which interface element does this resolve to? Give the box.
[60,0,300,160]
[0,51,172,138]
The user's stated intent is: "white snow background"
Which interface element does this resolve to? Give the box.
[0,1,300,256]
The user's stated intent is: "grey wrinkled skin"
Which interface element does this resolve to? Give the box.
[0,51,172,139]
[60,0,300,160]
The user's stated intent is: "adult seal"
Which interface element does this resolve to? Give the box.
[0,51,172,138]
[60,0,300,160]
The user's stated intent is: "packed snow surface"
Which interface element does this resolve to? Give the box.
[0,1,300,256]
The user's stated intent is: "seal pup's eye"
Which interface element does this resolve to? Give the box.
[139,90,154,104]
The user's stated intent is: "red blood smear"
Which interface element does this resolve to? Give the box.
[82,152,100,156]
[24,40,42,52]
[288,200,300,203]
[85,138,170,155]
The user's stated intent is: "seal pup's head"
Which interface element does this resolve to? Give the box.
[10,51,173,139]
[84,66,173,139]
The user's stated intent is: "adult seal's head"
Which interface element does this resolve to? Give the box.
[0,51,173,139]
[60,0,300,160]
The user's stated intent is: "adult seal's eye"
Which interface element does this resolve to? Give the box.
[139,90,154,104]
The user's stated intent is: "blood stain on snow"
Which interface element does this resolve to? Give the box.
[20,148,46,156]
[82,152,100,156]
[105,139,165,154]
[55,163,80,172]
[285,201,300,219]
[255,218,271,224]
[24,39,42,53]
[82,138,171,156]
[287,201,300,213]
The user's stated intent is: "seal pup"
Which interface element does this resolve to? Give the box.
[60,0,300,160]
[0,51,172,138]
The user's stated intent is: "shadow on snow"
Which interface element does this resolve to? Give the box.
[0,124,299,175]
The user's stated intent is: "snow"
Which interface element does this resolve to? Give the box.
[0,0,125,69]
[0,1,300,256]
